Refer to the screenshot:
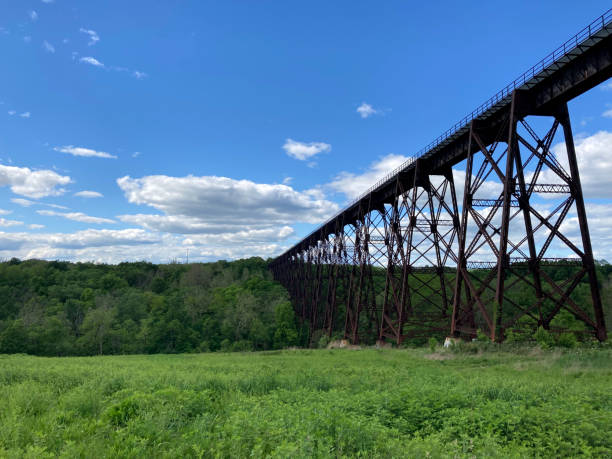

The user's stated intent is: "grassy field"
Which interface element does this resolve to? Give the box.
[0,347,610,458]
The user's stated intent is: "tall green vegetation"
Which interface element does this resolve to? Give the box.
[0,257,300,355]
[0,348,610,457]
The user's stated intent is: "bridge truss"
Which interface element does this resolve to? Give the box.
[270,10,611,344]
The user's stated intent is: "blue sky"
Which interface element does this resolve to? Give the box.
[0,1,611,263]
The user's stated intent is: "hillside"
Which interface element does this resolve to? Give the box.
[0,257,300,355]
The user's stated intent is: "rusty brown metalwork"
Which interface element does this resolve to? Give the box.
[270,10,611,344]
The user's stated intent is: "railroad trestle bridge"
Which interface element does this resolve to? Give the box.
[270,10,612,344]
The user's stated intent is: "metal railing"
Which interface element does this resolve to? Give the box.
[295,8,612,250]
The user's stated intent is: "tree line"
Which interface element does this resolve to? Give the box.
[1,257,610,356]
[0,257,303,356]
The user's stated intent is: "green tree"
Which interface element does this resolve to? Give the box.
[79,305,116,355]
[273,302,298,348]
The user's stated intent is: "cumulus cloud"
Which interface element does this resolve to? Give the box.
[0,164,71,198]
[54,145,116,159]
[74,190,103,198]
[541,130,612,199]
[329,154,410,200]
[79,56,104,67]
[356,102,379,119]
[282,139,331,161]
[117,174,339,234]
[29,10,38,21]
[19,112,30,118]
[0,228,285,264]
[183,227,294,246]
[79,28,99,46]
[603,109,612,118]
[132,71,147,79]
[7,110,16,116]
[0,228,159,252]
[117,214,248,234]
[37,210,115,224]
[42,40,55,53]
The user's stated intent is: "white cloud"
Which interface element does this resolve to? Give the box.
[7,110,16,116]
[602,109,612,118]
[282,139,331,161]
[0,209,11,215]
[23,36,31,43]
[37,210,115,224]
[11,198,36,207]
[543,130,612,199]
[0,164,71,198]
[19,112,30,118]
[79,28,99,46]
[79,56,104,67]
[29,224,45,229]
[556,203,612,262]
[11,198,68,209]
[74,190,103,198]
[116,173,338,243]
[118,174,338,228]
[282,177,292,185]
[0,229,159,256]
[30,10,38,21]
[601,81,612,91]
[54,145,117,159]
[132,151,141,158]
[78,56,148,80]
[0,228,287,264]
[0,218,23,227]
[42,40,55,53]
[329,153,410,199]
[183,227,294,245]
[356,102,379,119]
[41,0,54,3]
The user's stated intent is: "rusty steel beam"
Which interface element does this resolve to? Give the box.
[270,10,610,344]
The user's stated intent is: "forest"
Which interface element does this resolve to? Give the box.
[0,257,611,356]
[0,257,302,356]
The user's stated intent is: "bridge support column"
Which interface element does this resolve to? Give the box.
[377,160,460,345]
[451,92,606,342]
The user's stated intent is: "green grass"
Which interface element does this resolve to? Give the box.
[0,347,610,458]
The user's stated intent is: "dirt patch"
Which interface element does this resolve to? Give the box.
[327,340,361,350]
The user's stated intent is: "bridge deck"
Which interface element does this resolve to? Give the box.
[280,9,612,259]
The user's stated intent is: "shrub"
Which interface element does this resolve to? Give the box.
[556,332,577,348]
[428,337,437,352]
[505,329,530,343]
[533,326,555,349]
[476,329,489,342]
